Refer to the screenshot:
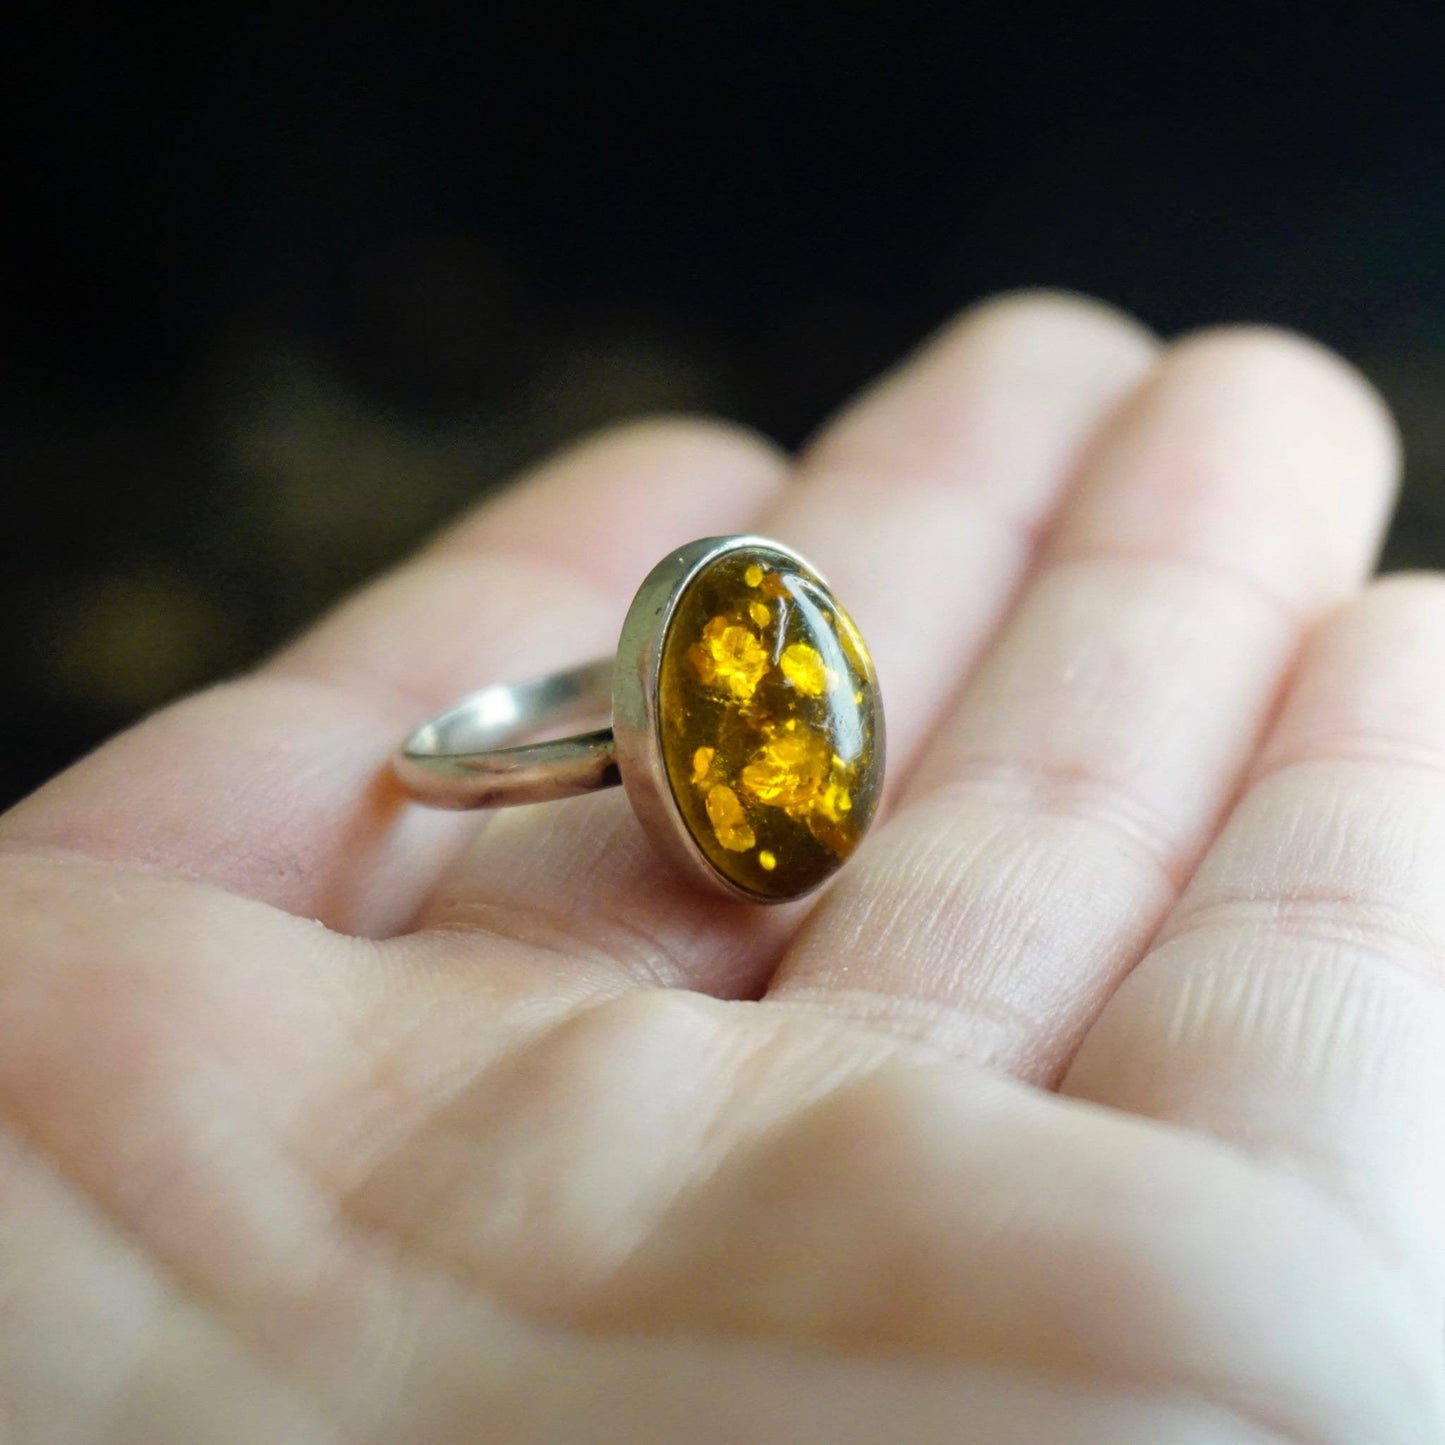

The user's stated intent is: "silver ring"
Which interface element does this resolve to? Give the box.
[394,535,885,903]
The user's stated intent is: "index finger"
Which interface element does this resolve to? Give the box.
[0,421,787,935]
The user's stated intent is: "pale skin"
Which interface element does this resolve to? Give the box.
[3,293,1444,1444]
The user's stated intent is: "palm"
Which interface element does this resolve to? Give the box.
[3,296,1442,1444]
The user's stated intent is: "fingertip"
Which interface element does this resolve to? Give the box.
[802,289,1160,518]
[957,286,1160,357]
[552,412,789,486]
[1049,322,1402,612]
[440,414,792,583]
[1162,323,1401,482]
[1352,567,1445,615]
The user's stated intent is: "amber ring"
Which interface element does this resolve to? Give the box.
[393,535,884,902]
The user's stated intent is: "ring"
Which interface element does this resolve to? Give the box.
[394,535,885,903]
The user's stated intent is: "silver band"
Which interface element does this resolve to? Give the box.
[393,659,619,809]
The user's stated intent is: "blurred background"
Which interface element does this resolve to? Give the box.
[8,7,1445,808]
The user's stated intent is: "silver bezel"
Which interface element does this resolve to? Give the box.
[612,533,823,904]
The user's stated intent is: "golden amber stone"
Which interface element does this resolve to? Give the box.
[657,545,883,899]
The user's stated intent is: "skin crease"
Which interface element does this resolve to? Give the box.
[1,294,1443,1443]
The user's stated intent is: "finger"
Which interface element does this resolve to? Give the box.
[0,421,787,935]
[770,329,1400,1081]
[1064,574,1445,1294]
[419,294,1160,996]
[777,291,1158,776]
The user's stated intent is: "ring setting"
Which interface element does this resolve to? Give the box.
[394,535,885,903]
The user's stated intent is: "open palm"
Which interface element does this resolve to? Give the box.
[4,294,1443,1444]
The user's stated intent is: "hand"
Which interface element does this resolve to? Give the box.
[3,293,1441,1444]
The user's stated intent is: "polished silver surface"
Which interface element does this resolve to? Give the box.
[394,659,616,808]
[392,534,824,903]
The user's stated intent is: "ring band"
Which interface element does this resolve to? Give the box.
[393,659,619,809]
[394,535,885,903]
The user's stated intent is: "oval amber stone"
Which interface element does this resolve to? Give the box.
[656,544,884,900]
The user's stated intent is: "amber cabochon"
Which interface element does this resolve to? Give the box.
[653,543,884,900]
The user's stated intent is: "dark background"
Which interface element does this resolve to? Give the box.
[8,7,1445,808]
